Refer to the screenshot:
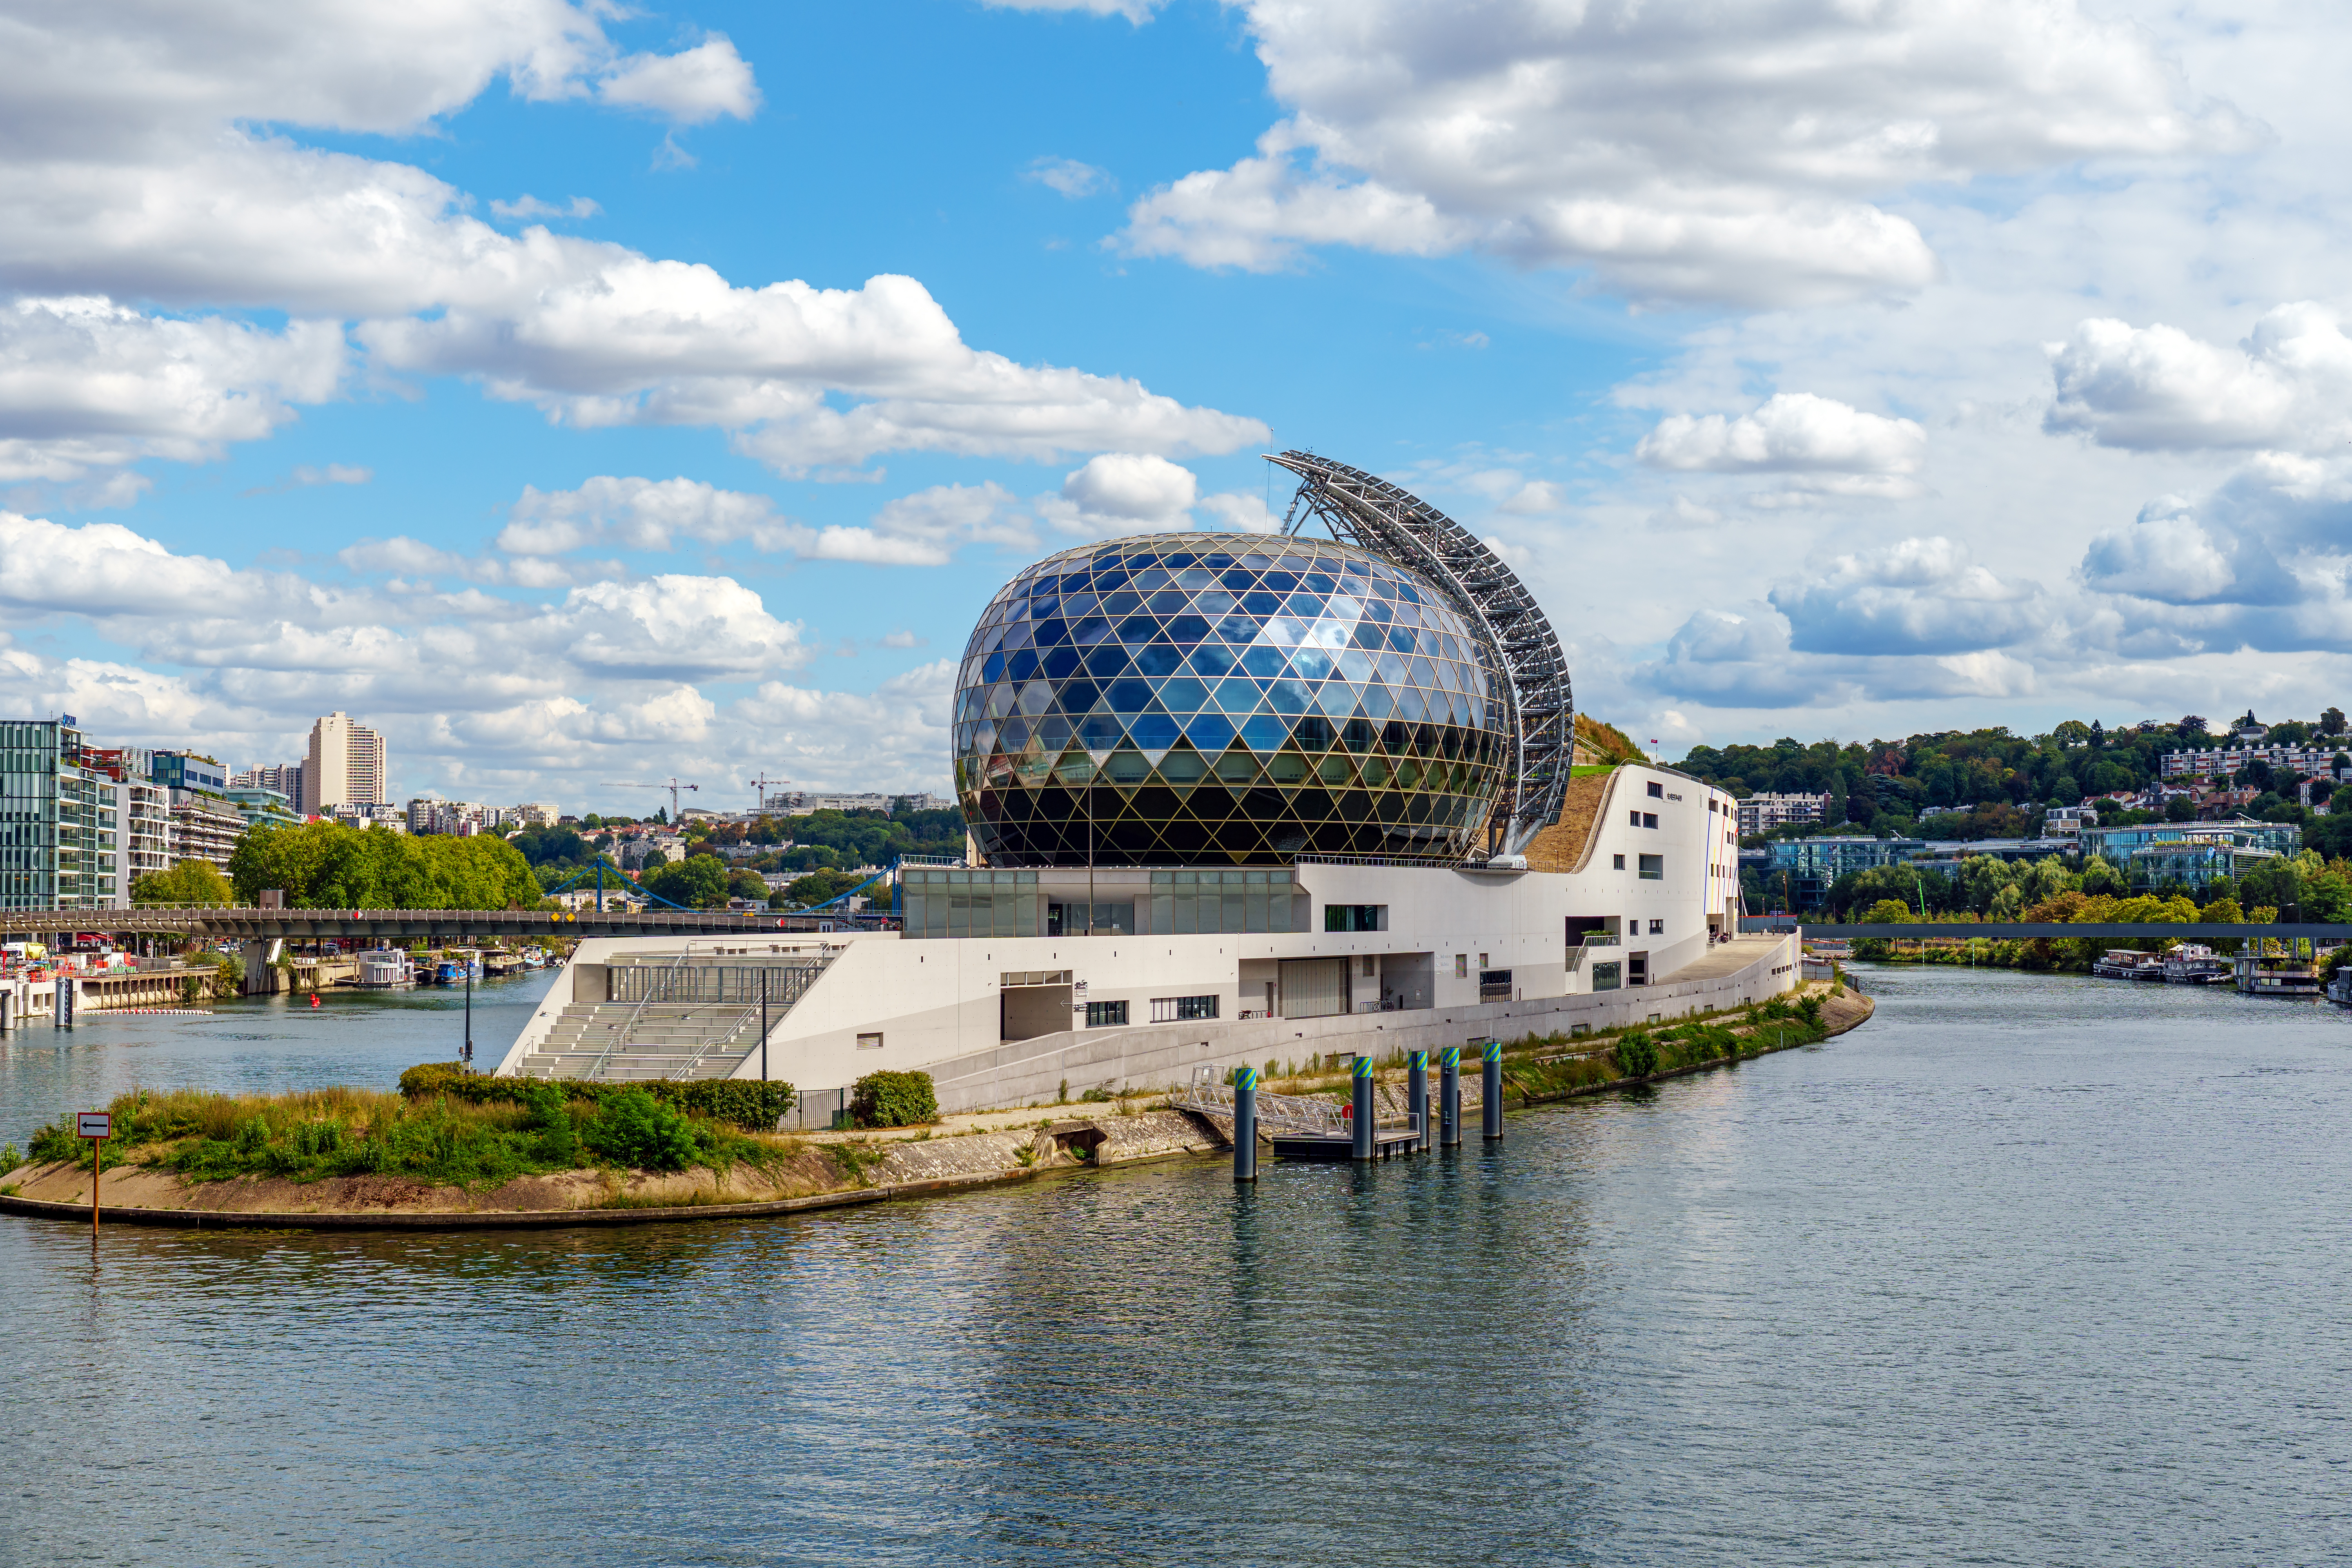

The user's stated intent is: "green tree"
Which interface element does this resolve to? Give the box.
[229,821,540,908]
[641,855,729,908]
[726,867,769,903]
[1861,898,1913,924]
[131,859,234,906]
[2078,855,2128,898]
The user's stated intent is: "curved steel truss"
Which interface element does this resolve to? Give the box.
[1267,450,1573,858]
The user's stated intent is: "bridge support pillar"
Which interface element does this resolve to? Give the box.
[1232,1065,1257,1183]
[241,940,283,996]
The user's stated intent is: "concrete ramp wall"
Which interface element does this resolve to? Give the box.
[914,935,1800,1113]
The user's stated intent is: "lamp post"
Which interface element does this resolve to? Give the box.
[462,959,474,1068]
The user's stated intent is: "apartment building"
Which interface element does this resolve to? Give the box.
[0,719,121,909]
[168,789,245,871]
[305,711,388,814]
[1735,792,1833,837]
[2161,744,2352,780]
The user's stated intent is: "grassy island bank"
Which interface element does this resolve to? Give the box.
[0,983,1870,1229]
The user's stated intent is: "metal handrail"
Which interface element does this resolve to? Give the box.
[590,951,689,1081]
[670,1001,764,1080]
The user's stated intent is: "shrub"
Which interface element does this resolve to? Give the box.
[1614,1033,1660,1077]
[1797,995,1824,1027]
[525,1083,579,1167]
[584,1089,701,1172]
[397,1063,794,1130]
[849,1070,938,1128]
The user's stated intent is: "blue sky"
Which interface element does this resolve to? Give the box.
[4,0,2348,811]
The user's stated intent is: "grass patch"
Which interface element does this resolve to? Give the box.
[23,1083,804,1191]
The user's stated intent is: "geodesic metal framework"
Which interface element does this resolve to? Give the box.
[1268,451,1574,858]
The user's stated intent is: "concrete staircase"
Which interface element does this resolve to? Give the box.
[515,1000,769,1082]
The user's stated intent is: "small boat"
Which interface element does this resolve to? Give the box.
[354,948,414,989]
[2163,944,2234,984]
[433,959,464,985]
[2092,949,2166,980]
[521,949,547,970]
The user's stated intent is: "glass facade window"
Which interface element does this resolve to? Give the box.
[954,532,1508,866]
[1638,854,1663,880]
[1047,901,1134,936]
[1085,1000,1129,1028]
[1324,904,1388,932]
[902,869,1040,940]
[1151,995,1220,1022]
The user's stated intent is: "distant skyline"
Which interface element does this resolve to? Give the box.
[4,2,2349,812]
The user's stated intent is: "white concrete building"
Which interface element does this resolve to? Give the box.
[304,711,388,814]
[495,473,1798,1110]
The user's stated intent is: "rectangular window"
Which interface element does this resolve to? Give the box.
[1639,854,1664,880]
[856,1032,884,1051]
[1647,781,1664,799]
[1648,919,1664,935]
[1149,995,1219,1023]
[1592,962,1621,991]
[1361,955,1376,978]
[1085,1000,1129,1028]
[1324,903,1388,932]
[1479,969,1513,1001]
[1629,810,1641,826]
[1613,853,1625,869]
[1454,953,1468,978]
[1642,813,1659,829]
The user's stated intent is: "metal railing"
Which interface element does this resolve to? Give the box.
[588,951,688,1082]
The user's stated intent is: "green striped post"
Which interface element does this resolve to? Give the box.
[1232,1063,1258,1183]
[1350,1053,1375,1160]
[1481,1038,1503,1141]
[1408,1049,1430,1151]
[1439,1044,1461,1147]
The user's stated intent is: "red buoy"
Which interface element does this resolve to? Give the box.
[309,993,321,1008]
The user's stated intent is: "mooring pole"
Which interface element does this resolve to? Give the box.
[1482,1039,1503,1142]
[1233,1063,1258,1182]
[1350,1055,1375,1161]
[1408,1049,1429,1152]
[1440,1044,1461,1147]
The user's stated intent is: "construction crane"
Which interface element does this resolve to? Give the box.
[749,773,792,815]
[616,779,700,822]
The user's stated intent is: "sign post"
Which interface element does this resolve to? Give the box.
[78,1110,111,1234]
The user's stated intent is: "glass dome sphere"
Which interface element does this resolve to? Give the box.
[953,532,1508,866]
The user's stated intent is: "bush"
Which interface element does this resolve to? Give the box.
[849,1070,938,1128]
[1614,1033,1660,1077]
[584,1089,701,1172]
[1797,995,1824,1027]
[397,1063,794,1130]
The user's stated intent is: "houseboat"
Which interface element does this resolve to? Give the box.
[2092,949,2166,980]
[354,948,414,989]
[2162,944,2234,985]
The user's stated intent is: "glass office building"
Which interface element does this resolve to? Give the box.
[955,533,1509,866]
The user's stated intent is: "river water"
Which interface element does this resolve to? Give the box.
[4,965,2348,1565]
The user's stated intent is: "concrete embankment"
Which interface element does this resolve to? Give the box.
[0,1111,1222,1231]
[0,984,1875,1231]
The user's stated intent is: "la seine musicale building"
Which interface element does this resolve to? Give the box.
[497,454,1798,1111]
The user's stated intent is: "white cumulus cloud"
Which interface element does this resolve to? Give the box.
[1635,392,1926,496]
[1118,0,2255,307]
[2045,303,2352,454]
[1040,452,1199,536]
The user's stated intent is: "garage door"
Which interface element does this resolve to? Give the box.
[1279,957,1347,1019]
